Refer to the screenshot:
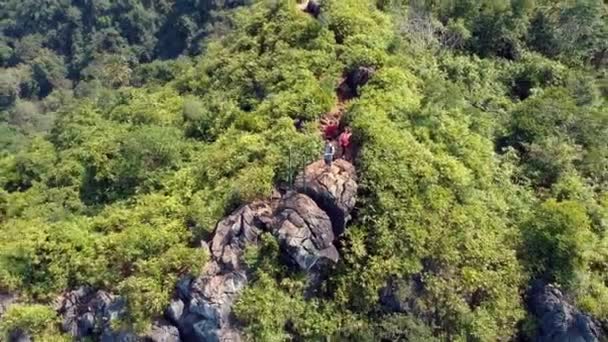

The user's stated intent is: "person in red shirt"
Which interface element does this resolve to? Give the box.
[324,120,339,140]
[338,127,352,160]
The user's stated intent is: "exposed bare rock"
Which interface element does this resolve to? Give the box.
[0,292,17,317]
[55,286,96,337]
[168,158,359,338]
[274,192,338,272]
[166,298,185,325]
[174,267,245,342]
[295,159,357,235]
[170,201,274,342]
[144,320,181,342]
[56,288,129,340]
[346,66,375,96]
[211,201,273,271]
[529,282,605,342]
[8,330,31,342]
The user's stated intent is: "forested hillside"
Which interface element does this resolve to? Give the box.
[0,0,607,341]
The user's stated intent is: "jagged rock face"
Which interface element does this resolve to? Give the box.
[55,287,132,340]
[274,192,338,272]
[346,66,375,96]
[211,201,272,271]
[166,160,358,340]
[171,268,246,342]
[144,320,181,342]
[171,201,274,342]
[180,270,245,342]
[529,283,605,342]
[295,159,357,235]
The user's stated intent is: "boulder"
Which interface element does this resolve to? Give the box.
[529,282,605,342]
[176,269,246,342]
[55,286,96,337]
[145,320,181,342]
[295,159,357,235]
[274,192,338,272]
[8,330,31,342]
[211,201,273,271]
[56,288,128,340]
[166,299,185,324]
[346,66,375,96]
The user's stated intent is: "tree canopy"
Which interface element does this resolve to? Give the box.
[0,0,607,340]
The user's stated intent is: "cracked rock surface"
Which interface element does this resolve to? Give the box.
[211,201,273,272]
[273,192,338,271]
[54,159,358,342]
[295,159,357,235]
[529,282,605,342]
[55,287,136,341]
[170,201,274,342]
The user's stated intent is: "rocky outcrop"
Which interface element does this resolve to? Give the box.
[169,160,358,340]
[295,159,357,235]
[529,282,606,342]
[55,287,133,340]
[346,66,375,96]
[211,201,273,272]
[144,321,180,342]
[52,159,358,341]
[169,201,274,341]
[274,192,338,272]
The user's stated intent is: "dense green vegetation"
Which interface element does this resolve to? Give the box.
[1,0,607,340]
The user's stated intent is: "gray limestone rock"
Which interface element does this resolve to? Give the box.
[529,282,605,342]
[295,159,357,235]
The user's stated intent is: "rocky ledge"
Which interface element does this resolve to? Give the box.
[0,159,358,342]
[170,159,358,341]
[528,282,606,342]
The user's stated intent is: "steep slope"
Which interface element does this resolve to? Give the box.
[1,0,607,341]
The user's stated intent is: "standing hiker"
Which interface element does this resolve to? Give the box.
[324,139,335,168]
[339,127,352,160]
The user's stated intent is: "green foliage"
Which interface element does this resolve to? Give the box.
[335,43,526,340]
[0,304,67,341]
[1,0,607,340]
[117,276,169,333]
[522,200,595,286]
[235,234,343,340]
[373,314,440,342]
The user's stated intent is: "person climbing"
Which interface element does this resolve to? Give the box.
[323,119,339,140]
[339,126,352,160]
[324,139,335,168]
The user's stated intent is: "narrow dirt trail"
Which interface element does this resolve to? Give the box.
[319,77,356,160]
[297,1,358,160]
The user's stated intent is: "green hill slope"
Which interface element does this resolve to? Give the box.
[1,0,607,340]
